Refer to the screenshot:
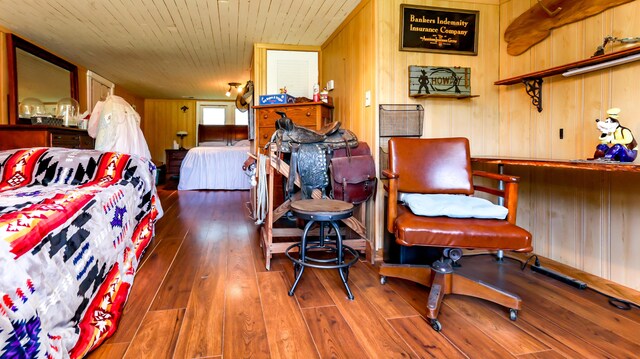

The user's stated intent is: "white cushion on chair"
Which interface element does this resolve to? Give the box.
[403,193,508,220]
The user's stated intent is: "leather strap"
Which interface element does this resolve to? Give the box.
[287,143,300,200]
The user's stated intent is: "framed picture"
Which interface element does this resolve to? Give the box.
[400,4,479,55]
[408,66,471,97]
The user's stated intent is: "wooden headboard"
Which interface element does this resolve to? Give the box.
[197,125,248,146]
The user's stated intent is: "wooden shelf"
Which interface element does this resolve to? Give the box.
[409,94,479,99]
[494,45,640,112]
[472,156,640,173]
[495,45,640,85]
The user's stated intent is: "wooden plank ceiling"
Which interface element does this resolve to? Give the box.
[0,0,360,99]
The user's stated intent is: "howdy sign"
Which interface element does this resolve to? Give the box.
[400,5,478,55]
[408,66,471,97]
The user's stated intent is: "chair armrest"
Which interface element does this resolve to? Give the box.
[384,172,399,233]
[472,170,520,224]
[473,170,519,183]
[382,169,398,179]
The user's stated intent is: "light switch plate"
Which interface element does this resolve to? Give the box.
[365,90,371,107]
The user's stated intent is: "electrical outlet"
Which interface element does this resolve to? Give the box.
[327,80,334,90]
[365,90,371,107]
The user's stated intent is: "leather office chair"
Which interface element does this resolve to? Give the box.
[380,137,532,331]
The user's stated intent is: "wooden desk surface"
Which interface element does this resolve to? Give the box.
[472,156,640,173]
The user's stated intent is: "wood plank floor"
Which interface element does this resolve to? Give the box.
[87,185,640,358]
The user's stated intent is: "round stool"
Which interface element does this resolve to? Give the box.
[285,199,359,300]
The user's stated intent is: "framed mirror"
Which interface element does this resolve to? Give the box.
[6,34,79,125]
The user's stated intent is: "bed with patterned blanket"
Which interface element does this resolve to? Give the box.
[0,147,162,358]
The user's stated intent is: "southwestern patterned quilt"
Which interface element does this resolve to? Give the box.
[0,147,162,358]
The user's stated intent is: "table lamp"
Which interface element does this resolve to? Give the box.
[176,131,188,150]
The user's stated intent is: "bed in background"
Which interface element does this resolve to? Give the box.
[0,147,161,358]
[178,124,252,190]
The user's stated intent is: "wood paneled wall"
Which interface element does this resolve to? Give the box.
[323,0,640,290]
[376,0,501,154]
[321,0,376,144]
[143,99,197,163]
[499,0,640,290]
[321,0,501,253]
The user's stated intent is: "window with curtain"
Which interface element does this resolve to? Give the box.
[235,108,248,125]
[196,101,246,125]
[200,106,226,125]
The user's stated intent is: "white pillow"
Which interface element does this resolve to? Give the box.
[233,139,250,147]
[199,141,227,147]
[403,193,508,220]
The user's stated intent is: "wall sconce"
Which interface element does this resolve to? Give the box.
[226,82,241,97]
[180,105,189,112]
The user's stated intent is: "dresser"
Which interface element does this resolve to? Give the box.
[0,125,94,151]
[253,102,334,153]
[165,149,189,179]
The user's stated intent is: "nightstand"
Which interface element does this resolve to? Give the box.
[165,149,189,180]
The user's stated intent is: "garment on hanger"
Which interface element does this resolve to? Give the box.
[88,95,151,159]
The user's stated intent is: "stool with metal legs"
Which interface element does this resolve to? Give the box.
[285,199,359,300]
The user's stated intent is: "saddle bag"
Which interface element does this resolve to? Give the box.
[332,141,371,157]
[330,142,377,205]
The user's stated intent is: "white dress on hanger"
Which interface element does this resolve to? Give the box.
[88,95,151,159]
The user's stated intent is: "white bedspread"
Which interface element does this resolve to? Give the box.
[178,146,251,190]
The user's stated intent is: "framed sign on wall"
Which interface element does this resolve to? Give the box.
[400,4,479,55]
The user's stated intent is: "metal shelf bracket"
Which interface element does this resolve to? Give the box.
[522,78,543,112]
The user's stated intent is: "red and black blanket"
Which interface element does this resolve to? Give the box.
[0,148,161,358]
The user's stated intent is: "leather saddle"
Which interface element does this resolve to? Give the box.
[267,111,359,199]
[268,111,358,153]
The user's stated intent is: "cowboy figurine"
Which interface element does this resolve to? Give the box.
[593,107,638,162]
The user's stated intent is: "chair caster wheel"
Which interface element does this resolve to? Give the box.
[509,309,518,321]
[380,276,387,285]
[430,319,442,332]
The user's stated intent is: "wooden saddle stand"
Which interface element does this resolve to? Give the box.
[258,115,374,270]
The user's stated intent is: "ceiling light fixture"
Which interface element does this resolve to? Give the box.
[226,82,241,97]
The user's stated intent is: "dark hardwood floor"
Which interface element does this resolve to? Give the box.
[87,184,640,358]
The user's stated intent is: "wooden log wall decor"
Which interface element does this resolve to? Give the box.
[408,66,471,97]
[505,0,634,56]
